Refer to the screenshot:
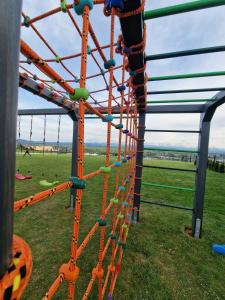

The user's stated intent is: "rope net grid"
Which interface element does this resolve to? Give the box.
[1,0,146,299]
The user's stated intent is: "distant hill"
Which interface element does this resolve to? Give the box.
[17,139,225,154]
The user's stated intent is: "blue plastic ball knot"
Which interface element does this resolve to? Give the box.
[74,0,94,15]
[117,85,126,92]
[103,115,113,122]
[106,0,124,10]
[104,59,116,70]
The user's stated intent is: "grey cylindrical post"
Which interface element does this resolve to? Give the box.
[133,113,146,222]
[70,119,78,208]
[0,0,22,277]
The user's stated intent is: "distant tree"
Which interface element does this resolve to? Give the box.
[194,156,197,166]
[208,159,213,170]
[219,163,225,173]
[214,161,219,172]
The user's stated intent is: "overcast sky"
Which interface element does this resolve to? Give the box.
[18,1,225,150]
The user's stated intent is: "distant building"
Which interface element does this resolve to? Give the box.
[32,145,54,152]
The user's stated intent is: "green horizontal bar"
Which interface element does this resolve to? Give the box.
[147,99,212,104]
[142,182,195,192]
[144,0,225,20]
[149,70,225,81]
[144,147,199,154]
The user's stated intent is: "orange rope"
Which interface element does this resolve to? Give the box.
[68,6,90,299]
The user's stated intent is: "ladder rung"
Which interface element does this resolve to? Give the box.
[144,147,199,154]
[142,182,195,192]
[143,165,197,173]
[140,199,193,211]
[145,129,200,133]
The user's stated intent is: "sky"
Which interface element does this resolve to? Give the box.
[18,1,225,150]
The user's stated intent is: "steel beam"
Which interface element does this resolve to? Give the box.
[19,74,75,112]
[18,103,207,117]
[0,0,22,277]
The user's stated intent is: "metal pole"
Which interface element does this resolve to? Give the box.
[146,45,225,61]
[70,119,78,209]
[144,0,225,20]
[149,70,225,82]
[148,87,225,95]
[147,99,212,104]
[192,113,211,238]
[0,0,22,277]
[133,113,146,222]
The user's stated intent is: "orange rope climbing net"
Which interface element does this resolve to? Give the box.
[1,0,146,299]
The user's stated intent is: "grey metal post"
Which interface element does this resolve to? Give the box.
[70,118,78,209]
[133,113,146,222]
[0,0,22,277]
[192,113,211,238]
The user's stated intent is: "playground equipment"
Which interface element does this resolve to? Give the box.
[15,172,32,181]
[1,0,225,299]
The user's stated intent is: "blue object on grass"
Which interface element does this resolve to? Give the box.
[212,244,225,255]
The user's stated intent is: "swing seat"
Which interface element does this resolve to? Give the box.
[39,180,59,187]
[16,173,32,181]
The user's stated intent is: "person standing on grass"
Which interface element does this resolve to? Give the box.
[23,147,31,157]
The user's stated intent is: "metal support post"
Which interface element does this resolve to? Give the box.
[0,0,22,277]
[133,113,146,222]
[192,114,211,238]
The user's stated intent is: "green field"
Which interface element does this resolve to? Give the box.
[14,154,225,299]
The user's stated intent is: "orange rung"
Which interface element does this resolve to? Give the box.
[42,274,64,300]
[14,181,72,212]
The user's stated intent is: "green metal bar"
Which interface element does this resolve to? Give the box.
[142,182,195,192]
[141,199,194,211]
[144,0,225,20]
[149,70,225,81]
[144,147,199,153]
[146,45,225,61]
[147,99,212,104]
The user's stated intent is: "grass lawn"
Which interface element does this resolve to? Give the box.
[14,154,225,299]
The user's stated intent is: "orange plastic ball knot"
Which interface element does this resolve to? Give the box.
[92,267,104,279]
[107,263,115,273]
[59,264,80,282]
[0,235,32,300]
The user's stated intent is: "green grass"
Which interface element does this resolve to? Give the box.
[14,154,225,299]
